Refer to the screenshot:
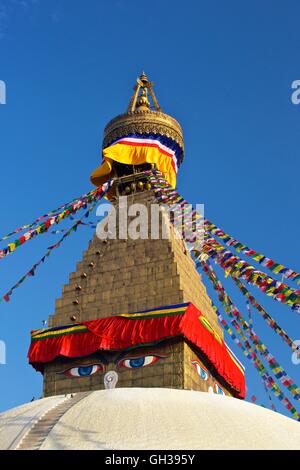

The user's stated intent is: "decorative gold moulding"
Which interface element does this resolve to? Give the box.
[102,109,184,160]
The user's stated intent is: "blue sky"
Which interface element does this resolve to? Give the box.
[0,0,299,418]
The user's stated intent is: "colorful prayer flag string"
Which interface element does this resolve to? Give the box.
[215,304,295,418]
[203,233,300,312]
[148,173,300,312]
[262,380,277,412]
[203,266,300,420]
[148,172,300,412]
[214,303,276,413]
[232,276,299,353]
[0,181,111,303]
[149,171,300,284]
[204,220,300,284]
[198,259,300,403]
[0,186,107,261]
[0,187,101,242]
[246,300,253,330]
[49,220,97,235]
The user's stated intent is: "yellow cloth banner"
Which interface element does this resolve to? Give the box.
[91,142,177,188]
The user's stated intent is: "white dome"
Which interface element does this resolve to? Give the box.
[1,388,300,450]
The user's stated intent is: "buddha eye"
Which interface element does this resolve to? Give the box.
[191,360,208,381]
[62,364,103,378]
[214,383,225,395]
[118,355,163,369]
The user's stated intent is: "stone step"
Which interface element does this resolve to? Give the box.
[16,392,91,450]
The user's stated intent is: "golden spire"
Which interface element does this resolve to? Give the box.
[127,72,161,113]
[102,72,184,162]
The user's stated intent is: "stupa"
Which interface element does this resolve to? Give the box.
[0,73,299,450]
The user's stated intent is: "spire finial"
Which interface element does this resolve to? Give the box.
[140,71,148,84]
[136,87,150,110]
[127,72,161,113]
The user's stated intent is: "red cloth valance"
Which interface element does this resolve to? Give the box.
[28,303,245,398]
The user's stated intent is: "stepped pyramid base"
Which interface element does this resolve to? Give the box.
[43,190,230,397]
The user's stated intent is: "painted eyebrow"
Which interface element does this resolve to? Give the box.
[114,350,153,362]
[57,355,109,373]
[114,351,169,363]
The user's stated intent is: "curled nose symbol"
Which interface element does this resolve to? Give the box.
[104,370,118,389]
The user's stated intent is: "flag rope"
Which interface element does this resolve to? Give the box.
[0,187,101,242]
[149,173,300,313]
[0,181,111,303]
[200,261,300,420]
[0,186,106,260]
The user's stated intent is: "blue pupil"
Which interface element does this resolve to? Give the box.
[78,365,93,376]
[129,357,145,368]
[200,368,207,379]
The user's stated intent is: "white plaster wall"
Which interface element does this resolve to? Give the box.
[38,388,300,450]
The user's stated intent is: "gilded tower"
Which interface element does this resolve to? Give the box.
[29,74,245,401]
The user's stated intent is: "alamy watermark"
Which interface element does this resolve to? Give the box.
[96,198,204,245]
[291,340,300,365]
[0,80,6,105]
[291,80,300,105]
[0,340,6,365]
